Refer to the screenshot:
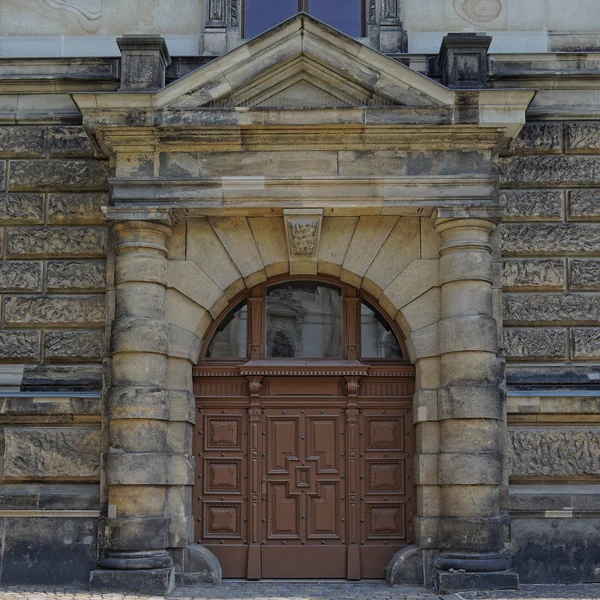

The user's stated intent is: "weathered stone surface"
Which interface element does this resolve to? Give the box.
[3,427,100,479]
[501,224,600,255]
[0,331,40,360]
[502,259,564,290]
[46,260,106,291]
[48,192,107,224]
[499,190,563,221]
[503,328,566,359]
[4,296,105,326]
[9,159,109,191]
[510,122,562,154]
[570,259,600,290]
[7,227,107,257]
[49,126,95,158]
[0,261,42,291]
[565,122,600,153]
[571,328,600,360]
[44,330,105,360]
[499,156,600,185]
[509,428,600,478]
[503,293,600,325]
[0,161,4,190]
[0,194,43,224]
[569,189,600,220]
[0,126,46,158]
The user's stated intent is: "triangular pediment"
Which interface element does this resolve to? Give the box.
[155,13,455,111]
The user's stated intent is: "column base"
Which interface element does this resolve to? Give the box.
[90,566,175,594]
[435,570,519,594]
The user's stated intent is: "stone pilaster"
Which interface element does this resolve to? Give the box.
[89,213,178,594]
[433,210,518,593]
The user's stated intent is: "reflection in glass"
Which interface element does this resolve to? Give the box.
[205,302,248,358]
[266,281,343,358]
[361,301,403,359]
[309,0,363,37]
[244,0,298,39]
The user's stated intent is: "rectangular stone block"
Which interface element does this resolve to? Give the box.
[3,427,100,479]
[503,293,600,325]
[568,190,600,220]
[570,259,600,290]
[4,296,105,327]
[0,261,42,291]
[502,259,565,290]
[7,227,107,258]
[565,122,600,153]
[571,328,600,360]
[499,156,600,185]
[501,223,600,255]
[0,161,4,191]
[0,126,46,158]
[503,328,567,360]
[44,330,105,361]
[509,122,562,155]
[0,194,43,224]
[46,260,106,291]
[499,190,563,221]
[48,192,107,225]
[9,159,109,191]
[509,428,600,478]
[49,126,95,158]
[0,330,40,361]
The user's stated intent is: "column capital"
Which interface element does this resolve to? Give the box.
[433,207,500,256]
[105,207,175,228]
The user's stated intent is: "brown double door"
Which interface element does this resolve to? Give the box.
[193,370,414,579]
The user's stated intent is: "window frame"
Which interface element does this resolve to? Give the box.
[241,0,366,39]
[199,276,408,365]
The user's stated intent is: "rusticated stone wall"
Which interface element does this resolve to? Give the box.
[0,125,109,585]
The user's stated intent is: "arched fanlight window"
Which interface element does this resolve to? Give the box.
[205,301,248,358]
[243,0,365,39]
[360,299,403,359]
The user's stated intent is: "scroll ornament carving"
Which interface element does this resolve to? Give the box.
[230,0,239,26]
[368,0,376,23]
[453,0,502,24]
[288,219,319,256]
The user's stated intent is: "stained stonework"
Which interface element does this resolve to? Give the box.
[501,224,600,255]
[503,293,600,325]
[4,296,105,326]
[565,122,600,153]
[0,262,42,292]
[499,156,600,184]
[510,122,562,155]
[6,227,107,258]
[0,331,41,361]
[499,190,563,221]
[571,328,600,360]
[502,259,564,290]
[509,428,600,478]
[3,427,101,480]
[0,194,44,224]
[46,261,106,291]
[503,328,566,359]
[49,127,95,158]
[0,127,46,158]
[44,330,105,360]
[8,160,109,191]
[570,259,600,290]
[568,190,600,220]
[48,193,107,225]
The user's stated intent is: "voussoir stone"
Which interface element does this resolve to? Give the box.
[501,223,600,255]
[0,194,44,224]
[7,227,107,257]
[9,159,109,191]
[565,122,600,153]
[49,126,95,158]
[0,330,40,360]
[4,296,106,326]
[570,259,600,290]
[499,190,563,221]
[503,293,600,325]
[499,156,600,185]
[509,122,562,154]
[571,328,600,360]
[3,427,101,479]
[48,192,107,224]
[44,330,105,360]
[0,126,46,158]
[502,259,565,290]
[503,327,567,359]
[0,261,42,291]
[569,189,600,220]
[46,260,106,291]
